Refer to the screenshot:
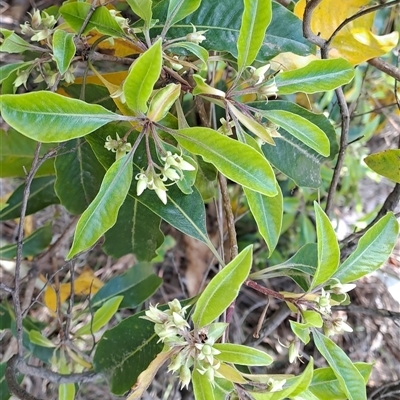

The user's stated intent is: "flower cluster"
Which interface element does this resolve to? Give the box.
[104,133,132,160]
[142,300,223,389]
[135,152,195,205]
[20,9,57,42]
[248,64,279,100]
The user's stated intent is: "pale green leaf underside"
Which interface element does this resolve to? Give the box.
[313,329,366,400]
[275,58,354,95]
[263,109,330,156]
[214,343,273,366]
[0,92,121,143]
[192,245,253,328]
[173,127,278,197]
[310,202,340,289]
[334,212,399,283]
[237,0,272,70]
[67,154,133,259]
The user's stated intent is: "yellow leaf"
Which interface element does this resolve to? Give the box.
[87,34,143,57]
[294,0,399,65]
[44,284,71,312]
[74,71,128,86]
[364,149,400,183]
[271,52,319,71]
[73,268,103,296]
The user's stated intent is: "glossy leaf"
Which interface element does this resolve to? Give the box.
[52,30,75,75]
[274,59,354,95]
[123,39,162,113]
[237,0,272,71]
[91,263,162,309]
[244,185,282,257]
[75,296,123,336]
[147,83,181,123]
[167,0,201,26]
[67,154,133,259]
[93,312,163,394]
[310,202,340,289]
[126,0,152,26]
[192,245,253,328]
[173,127,278,196]
[334,212,399,283]
[168,42,209,67]
[55,139,104,215]
[154,1,313,61]
[0,129,55,177]
[0,224,52,260]
[0,92,121,143]
[263,109,330,156]
[59,3,124,37]
[192,368,216,400]
[0,28,31,53]
[103,196,164,261]
[313,329,366,400]
[308,363,373,400]
[250,358,314,399]
[364,149,400,183]
[214,343,273,366]
[0,176,59,221]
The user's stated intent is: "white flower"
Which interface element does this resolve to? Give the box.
[186,24,207,44]
[249,64,271,85]
[161,151,195,171]
[329,280,356,295]
[258,79,279,99]
[162,167,181,181]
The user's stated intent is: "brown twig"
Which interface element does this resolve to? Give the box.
[90,51,134,65]
[368,57,400,81]
[244,280,285,300]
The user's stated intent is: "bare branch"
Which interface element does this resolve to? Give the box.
[333,304,400,321]
[325,87,350,215]
[0,282,14,294]
[302,0,326,48]
[368,57,400,81]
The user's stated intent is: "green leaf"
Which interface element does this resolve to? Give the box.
[93,312,163,394]
[0,176,59,221]
[29,330,55,348]
[364,149,400,183]
[237,0,272,71]
[153,1,313,61]
[59,383,75,400]
[263,110,330,156]
[214,343,273,366]
[126,0,152,26]
[59,3,124,37]
[123,38,162,113]
[91,263,162,309]
[303,310,323,328]
[0,92,121,143]
[192,368,216,400]
[251,243,317,291]
[250,358,314,399]
[168,42,208,67]
[85,123,215,255]
[254,101,338,188]
[55,139,104,215]
[167,0,201,26]
[310,202,340,289]
[67,154,133,259]
[75,296,123,336]
[313,329,366,400]
[308,363,373,400]
[244,185,282,257]
[0,224,52,260]
[52,30,76,75]
[334,212,399,283]
[0,62,31,85]
[275,59,354,95]
[192,245,253,327]
[0,129,55,177]
[103,196,164,261]
[173,127,277,196]
[290,321,311,344]
[0,29,31,53]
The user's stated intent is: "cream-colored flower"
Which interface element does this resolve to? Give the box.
[186,24,207,44]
